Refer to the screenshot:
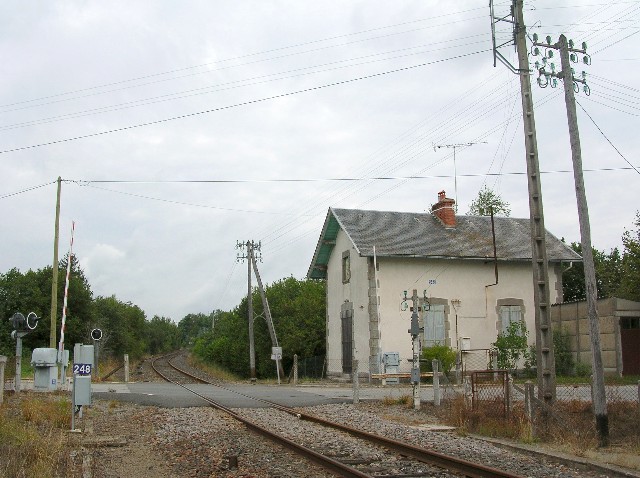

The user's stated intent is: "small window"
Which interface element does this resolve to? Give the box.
[621,317,640,329]
[424,304,446,347]
[500,305,524,335]
[342,250,351,283]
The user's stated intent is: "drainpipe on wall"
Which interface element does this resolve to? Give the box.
[373,245,382,376]
[484,207,499,318]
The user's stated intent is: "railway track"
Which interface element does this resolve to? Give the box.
[151,352,525,478]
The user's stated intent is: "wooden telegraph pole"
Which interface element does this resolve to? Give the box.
[49,177,62,348]
[491,0,557,403]
[532,33,609,446]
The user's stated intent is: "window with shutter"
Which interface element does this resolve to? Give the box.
[424,304,445,347]
[500,305,523,335]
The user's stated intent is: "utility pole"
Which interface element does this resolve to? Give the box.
[533,34,609,446]
[433,142,487,211]
[237,240,256,382]
[490,0,556,405]
[50,177,62,348]
[237,240,284,384]
[249,245,285,383]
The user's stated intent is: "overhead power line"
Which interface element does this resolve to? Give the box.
[0,7,487,111]
[576,100,640,175]
[5,166,636,202]
[0,49,490,156]
[0,34,488,132]
[0,181,56,199]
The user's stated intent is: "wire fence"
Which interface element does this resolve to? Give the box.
[292,355,326,380]
[290,354,639,438]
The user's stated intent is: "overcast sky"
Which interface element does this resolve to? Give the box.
[1,1,638,323]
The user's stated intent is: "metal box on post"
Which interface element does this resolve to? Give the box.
[383,352,400,384]
[72,344,94,406]
[31,348,58,391]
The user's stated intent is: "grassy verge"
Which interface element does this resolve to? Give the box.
[0,392,74,477]
[187,354,241,382]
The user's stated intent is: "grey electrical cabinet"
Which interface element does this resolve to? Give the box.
[383,352,400,384]
[72,344,94,406]
[31,348,58,391]
[74,376,92,406]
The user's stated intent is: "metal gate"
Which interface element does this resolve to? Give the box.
[471,370,510,419]
[341,304,353,374]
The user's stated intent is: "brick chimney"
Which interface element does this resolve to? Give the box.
[431,190,456,227]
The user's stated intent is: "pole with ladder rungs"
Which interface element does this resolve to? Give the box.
[490,0,556,405]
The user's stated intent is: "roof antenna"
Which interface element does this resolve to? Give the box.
[433,142,487,211]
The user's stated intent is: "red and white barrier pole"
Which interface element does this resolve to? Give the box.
[58,221,75,389]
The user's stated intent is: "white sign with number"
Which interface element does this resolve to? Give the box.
[72,363,92,375]
[271,346,282,360]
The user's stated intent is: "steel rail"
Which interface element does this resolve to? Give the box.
[151,354,371,478]
[163,355,525,478]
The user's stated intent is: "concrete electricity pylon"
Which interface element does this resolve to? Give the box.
[532,33,609,446]
[237,240,257,382]
[433,142,486,211]
[490,0,557,406]
[236,240,284,383]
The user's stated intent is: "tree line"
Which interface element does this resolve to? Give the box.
[0,254,325,379]
[562,211,640,303]
[0,255,181,360]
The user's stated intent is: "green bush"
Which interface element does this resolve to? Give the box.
[492,321,528,372]
[421,344,457,375]
[553,327,575,376]
[523,344,537,378]
[575,360,592,377]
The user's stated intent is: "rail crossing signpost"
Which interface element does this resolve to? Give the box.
[9,312,40,394]
[71,343,94,431]
[271,347,283,384]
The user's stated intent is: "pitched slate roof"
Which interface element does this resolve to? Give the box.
[307,207,581,279]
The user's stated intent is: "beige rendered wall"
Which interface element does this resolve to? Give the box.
[373,257,562,372]
[325,229,564,376]
[325,229,371,376]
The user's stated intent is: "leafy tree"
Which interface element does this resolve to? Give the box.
[562,242,622,302]
[467,185,511,217]
[619,212,640,301]
[93,295,147,359]
[193,310,248,376]
[178,312,216,346]
[146,316,181,355]
[491,320,528,371]
[193,277,326,379]
[0,256,94,356]
[250,277,326,378]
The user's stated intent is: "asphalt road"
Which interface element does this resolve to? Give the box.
[91,382,435,408]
